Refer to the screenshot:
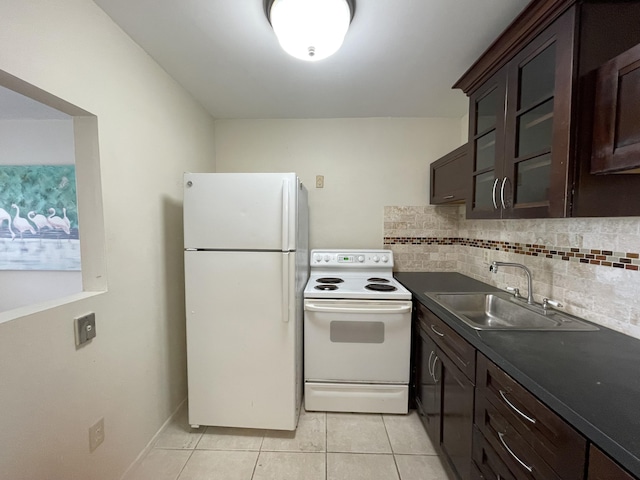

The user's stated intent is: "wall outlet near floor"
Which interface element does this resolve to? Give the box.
[89,417,105,452]
[315,175,324,188]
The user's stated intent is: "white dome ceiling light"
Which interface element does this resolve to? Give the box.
[265,0,355,62]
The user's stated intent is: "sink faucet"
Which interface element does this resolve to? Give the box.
[489,261,534,304]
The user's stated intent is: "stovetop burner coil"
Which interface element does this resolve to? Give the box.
[316,277,344,284]
[315,284,339,291]
[365,284,397,292]
[367,277,390,283]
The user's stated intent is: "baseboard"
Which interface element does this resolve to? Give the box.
[118,397,188,480]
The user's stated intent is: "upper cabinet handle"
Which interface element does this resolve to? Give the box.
[443,194,455,200]
[500,177,508,209]
[430,325,445,337]
[492,178,499,209]
[499,389,536,424]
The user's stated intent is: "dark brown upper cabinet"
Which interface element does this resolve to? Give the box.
[462,6,575,219]
[430,143,470,205]
[591,43,640,174]
[456,0,640,219]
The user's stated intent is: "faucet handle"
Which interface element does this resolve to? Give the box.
[506,286,520,298]
[542,298,563,310]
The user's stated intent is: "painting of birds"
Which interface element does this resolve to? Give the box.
[11,204,36,240]
[28,211,52,234]
[0,207,16,240]
[48,208,71,236]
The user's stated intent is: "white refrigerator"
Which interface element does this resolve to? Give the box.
[183,172,309,431]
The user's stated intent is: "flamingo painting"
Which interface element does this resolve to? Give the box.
[48,208,71,236]
[0,207,16,240]
[0,165,80,270]
[62,208,71,232]
[11,204,36,240]
[28,211,52,234]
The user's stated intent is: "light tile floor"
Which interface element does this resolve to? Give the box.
[126,403,453,480]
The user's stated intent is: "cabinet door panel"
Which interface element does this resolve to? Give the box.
[592,42,640,174]
[415,324,442,444]
[588,445,636,480]
[430,144,470,205]
[503,8,575,218]
[467,70,507,219]
[440,349,474,480]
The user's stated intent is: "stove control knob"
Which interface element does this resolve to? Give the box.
[373,255,380,262]
[323,255,330,262]
[357,255,365,262]
[314,254,322,262]
[382,255,389,263]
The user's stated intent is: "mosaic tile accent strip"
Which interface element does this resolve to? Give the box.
[383,236,640,271]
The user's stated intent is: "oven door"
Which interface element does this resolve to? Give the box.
[304,299,412,383]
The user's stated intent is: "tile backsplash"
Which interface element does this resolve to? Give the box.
[384,205,640,339]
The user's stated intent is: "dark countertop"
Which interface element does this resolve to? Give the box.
[395,272,640,479]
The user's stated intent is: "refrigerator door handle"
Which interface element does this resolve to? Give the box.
[282,254,290,322]
[281,178,290,252]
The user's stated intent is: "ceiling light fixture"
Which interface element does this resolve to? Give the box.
[265,0,355,62]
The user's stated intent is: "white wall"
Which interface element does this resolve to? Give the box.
[0,118,83,311]
[214,118,463,249]
[0,1,215,479]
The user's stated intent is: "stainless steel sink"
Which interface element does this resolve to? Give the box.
[425,292,599,331]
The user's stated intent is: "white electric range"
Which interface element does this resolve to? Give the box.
[303,249,412,414]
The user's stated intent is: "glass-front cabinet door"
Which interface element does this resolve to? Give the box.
[502,8,575,218]
[467,69,506,219]
[465,8,575,219]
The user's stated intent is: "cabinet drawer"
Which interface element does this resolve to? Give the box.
[476,354,586,480]
[417,303,476,381]
[475,392,562,480]
[472,426,517,480]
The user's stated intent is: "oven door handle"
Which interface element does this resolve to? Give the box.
[304,303,412,314]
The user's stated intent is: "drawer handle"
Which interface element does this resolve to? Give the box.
[430,325,445,337]
[498,432,532,473]
[499,390,537,424]
[443,195,455,200]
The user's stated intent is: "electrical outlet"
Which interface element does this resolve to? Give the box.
[89,417,105,452]
[315,175,324,188]
[75,313,96,346]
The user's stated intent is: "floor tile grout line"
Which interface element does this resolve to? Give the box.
[173,447,197,480]
[325,412,328,480]
[382,414,403,480]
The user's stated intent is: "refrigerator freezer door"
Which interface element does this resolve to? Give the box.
[185,250,299,430]
[184,172,298,251]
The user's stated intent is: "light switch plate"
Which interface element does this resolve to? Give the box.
[75,313,96,346]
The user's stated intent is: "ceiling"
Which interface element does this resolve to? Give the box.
[93,0,530,119]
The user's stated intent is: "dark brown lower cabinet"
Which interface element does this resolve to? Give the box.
[472,426,517,480]
[413,301,638,480]
[588,445,636,480]
[440,347,474,480]
[415,323,442,443]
